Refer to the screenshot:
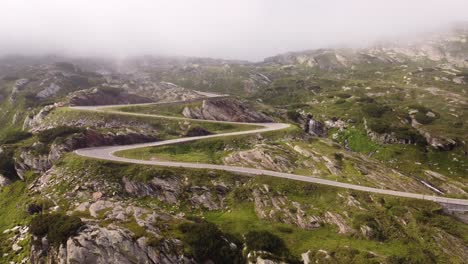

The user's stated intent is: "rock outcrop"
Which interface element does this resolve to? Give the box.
[122,177,224,210]
[67,87,153,106]
[23,104,61,131]
[30,224,192,264]
[37,83,62,98]
[9,78,29,102]
[182,98,273,122]
[252,185,354,233]
[305,115,327,137]
[14,130,157,179]
[363,118,414,145]
[122,176,183,205]
[224,144,294,172]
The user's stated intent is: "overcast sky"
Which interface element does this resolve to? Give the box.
[0,0,467,61]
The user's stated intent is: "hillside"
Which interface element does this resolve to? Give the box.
[0,26,467,264]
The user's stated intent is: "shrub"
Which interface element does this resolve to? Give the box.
[352,213,385,241]
[335,98,346,104]
[179,220,243,264]
[453,121,463,128]
[27,203,43,215]
[230,186,250,202]
[37,126,84,143]
[413,112,435,125]
[392,127,427,146]
[276,226,294,234]
[362,103,389,118]
[286,110,301,123]
[244,231,289,256]
[334,153,344,161]
[336,93,352,99]
[408,104,431,113]
[30,213,83,245]
[0,130,32,145]
[184,127,212,137]
[98,86,125,96]
[367,121,391,134]
[356,96,374,103]
[0,148,17,178]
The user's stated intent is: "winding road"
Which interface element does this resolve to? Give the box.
[72,103,468,207]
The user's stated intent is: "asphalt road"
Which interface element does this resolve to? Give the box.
[72,103,468,206]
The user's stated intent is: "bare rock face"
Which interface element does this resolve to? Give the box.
[30,225,192,264]
[363,118,414,145]
[252,185,355,234]
[182,98,273,122]
[37,83,62,98]
[14,130,157,179]
[252,186,323,230]
[324,212,354,234]
[409,117,458,150]
[14,148,51,180]
[224,144,294,172]
[305,115,326,137]
[9,78,29,103]
[189,186,220,210]
[0,173,12,187]
[68,87,153,106]
[122,176,182,205]
[419,129,457,150]
[23,104,60,131]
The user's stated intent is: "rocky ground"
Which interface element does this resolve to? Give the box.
[0,25,467,264]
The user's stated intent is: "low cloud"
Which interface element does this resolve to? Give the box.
[0,0,467,61]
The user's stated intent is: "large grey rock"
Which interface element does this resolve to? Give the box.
[30,225,192,264]
[305,115,326,137]
[122,176,182,204]
[182,98,273,122]
[37,83,62,98]
[23,104,59,131]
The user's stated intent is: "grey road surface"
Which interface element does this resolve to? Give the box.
[72,104,468,206]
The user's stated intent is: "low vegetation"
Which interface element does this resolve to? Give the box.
[37,126,84,143]
[0,129,32,145]
[30,213,83,245]
[178,219,243,263]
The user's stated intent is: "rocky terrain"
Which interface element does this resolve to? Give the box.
[0,25,468,264]
[182,97,273,122]
[67,87,153,106]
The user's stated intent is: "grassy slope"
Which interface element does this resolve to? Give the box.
[115,124,467,197]
[47,107,260,136]
[49,156,468,263]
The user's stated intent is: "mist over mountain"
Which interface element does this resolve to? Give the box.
[1,2,468,264]
[1,0,468,60]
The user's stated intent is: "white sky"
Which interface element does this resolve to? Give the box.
[0,0,467,61]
